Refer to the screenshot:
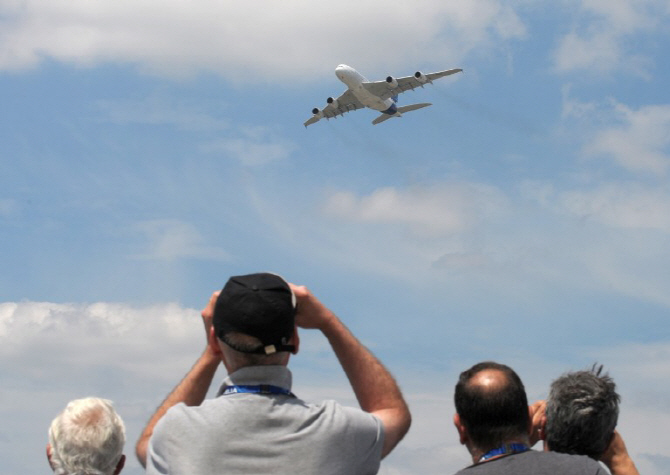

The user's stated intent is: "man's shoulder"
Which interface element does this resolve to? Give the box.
[314,399,383,425]
[455,450,606,475]
[535,450,604,467]
[153,399,225,433]
[158,396,380,432]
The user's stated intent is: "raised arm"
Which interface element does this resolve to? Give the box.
[528,399,546,447]
[600,431,640,475]
[290,284,411,458]
[135,292,222,467]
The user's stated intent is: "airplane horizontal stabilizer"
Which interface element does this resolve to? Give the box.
[397,102,432,113]
[371,103,432,125]
[372,114,395,125]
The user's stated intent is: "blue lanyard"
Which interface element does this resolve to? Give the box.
[221,384,296,398]
[480,443,529,462]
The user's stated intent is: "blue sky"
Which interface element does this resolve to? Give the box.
[1,1,669,474]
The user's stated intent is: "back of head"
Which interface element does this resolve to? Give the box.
[454,361,530,452]
[213,273,296,359]
[48,397,125,475]
[545,364,619,459]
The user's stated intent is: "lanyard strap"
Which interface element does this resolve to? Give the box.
[480,443,530,462]
[221,384,296,398]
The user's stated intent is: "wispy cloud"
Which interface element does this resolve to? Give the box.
[247,173,670,308]
[200,127,297,166]
[555,182,670,231]
[584,103,670,175]
[553,0,667,76]
[562,89,670,175]
[520,179,670,307]
[95,94,230,131]
[133,219,230,262]
[0,198,19,217]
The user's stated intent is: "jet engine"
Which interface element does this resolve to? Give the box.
[312,108,323,118]
[414,71,428,83]
[385,76,398,88]
[326,97,339,109]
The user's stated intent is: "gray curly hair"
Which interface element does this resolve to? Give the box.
[545,364,619,459]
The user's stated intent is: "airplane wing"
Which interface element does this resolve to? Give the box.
[364,68,463,100]
[304,89,366,127]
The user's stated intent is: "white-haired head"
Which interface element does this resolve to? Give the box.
[47,397,126,475]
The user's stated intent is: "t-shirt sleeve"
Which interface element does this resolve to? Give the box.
[145,404,184,475]
[337,403,385,473]
[146,426,169,474]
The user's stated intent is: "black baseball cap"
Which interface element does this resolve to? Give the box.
[213,273,296,355]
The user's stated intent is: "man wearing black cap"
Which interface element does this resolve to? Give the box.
[136,273,411,474]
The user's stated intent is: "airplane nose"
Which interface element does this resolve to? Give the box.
[335,64,349,79]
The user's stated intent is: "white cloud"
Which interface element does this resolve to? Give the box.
[519,179,670,307]
[323,182,509,237]
[560,84,601,121]
[0,0,525,80]
[584,103,670,175]
[585,0,660,30]
[0,300,205,474]
[561,90,670,175]
[554,31,624,73]
[303,176,668,310]
[94,95,295,166]
[230,175,669,309]
[133,219,230,262]
[0,300,202,379]
[556,183,670,231]
[553,0,666,75]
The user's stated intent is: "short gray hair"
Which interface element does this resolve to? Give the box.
[48,397,125,475]
[545,364,619,459]
[220,332,289,365]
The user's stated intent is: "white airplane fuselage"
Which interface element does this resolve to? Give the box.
[336,64,397,114]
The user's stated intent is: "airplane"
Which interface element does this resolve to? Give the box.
[304,64,463,127]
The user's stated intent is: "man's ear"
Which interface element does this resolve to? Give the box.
[453,413,468,445]
[46,443,55,470]
[208,326,222,356]
[114,454,126,475]
[291,326,300,355]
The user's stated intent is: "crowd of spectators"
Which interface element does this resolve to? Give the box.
[47,272,639,474]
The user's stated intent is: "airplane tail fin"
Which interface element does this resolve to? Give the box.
[372,102,432,125]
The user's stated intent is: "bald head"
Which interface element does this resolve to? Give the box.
[454,362,530,452]
[469,368,509,391]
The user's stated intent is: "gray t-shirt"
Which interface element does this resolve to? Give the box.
[455,450,608,475]
[146,365,384,475]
